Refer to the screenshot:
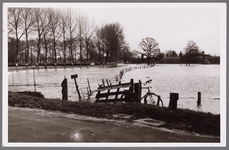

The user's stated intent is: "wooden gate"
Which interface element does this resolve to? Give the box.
[95,79,135,103]
[95,79,142,103]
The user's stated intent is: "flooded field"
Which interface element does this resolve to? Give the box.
[8,64,220,114]
[122,64,220,114]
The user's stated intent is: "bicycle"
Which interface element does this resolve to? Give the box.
[120,78,164,107]
[141,86,164,107]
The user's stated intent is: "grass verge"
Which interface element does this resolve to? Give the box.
[8,91,220,136]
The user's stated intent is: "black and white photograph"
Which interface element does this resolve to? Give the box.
[2,2,227,147]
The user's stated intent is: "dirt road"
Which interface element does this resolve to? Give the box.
[8,107,219,142]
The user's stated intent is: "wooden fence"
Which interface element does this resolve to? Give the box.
[95,79,142,103]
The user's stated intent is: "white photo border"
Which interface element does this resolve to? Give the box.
[2,2,227,147]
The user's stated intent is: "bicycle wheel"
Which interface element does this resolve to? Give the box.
[157,96,164,107]
[144,94,156,105]
[145,94,164,107]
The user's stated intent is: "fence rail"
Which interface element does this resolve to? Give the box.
[95,79,141,103]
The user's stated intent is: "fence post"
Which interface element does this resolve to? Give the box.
[19,69,21,86]
[87,78,91,95]
[26,69,28,86]
[33,68,36,91]
[71,74,81,101]
[11,70,14,86]
[169,93,179,109]
[44,63,47,69]
[61,78,68,100]
[134,80,142,102]
[128,79,134,101]
[197,92,201,107]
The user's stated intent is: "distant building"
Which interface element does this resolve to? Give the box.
[206,56,220,64]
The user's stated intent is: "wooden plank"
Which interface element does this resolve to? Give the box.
[96,90,128,98]
[114,82,121,101]
[114,88,120,101]
[106,89,110,101]
[97,82,132,91]
[96,91,101,101]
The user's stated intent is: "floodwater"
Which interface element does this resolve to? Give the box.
[8,64,220,114]
[122,64,220,114]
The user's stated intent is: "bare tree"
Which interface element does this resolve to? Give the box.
[138,37,160,65]
[66,9,78,64]
[48,9,61,64]
[95,23,126,63]
[184,40,200,65]
[60,9,68,64]
[33,8,51,64]
[8,8,14,35]
[95,26,106,64]
[83,18,95,64]
[120,43,132,63]
[165,50,178,57]
[77,13,87,65]
[21,8,34,64]
[8,8,25,64]
[40,8,51,65]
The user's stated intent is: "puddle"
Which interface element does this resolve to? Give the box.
[133,118,165,127]
[112,114,134,119]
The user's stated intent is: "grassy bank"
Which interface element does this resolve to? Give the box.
[8,91,220,136]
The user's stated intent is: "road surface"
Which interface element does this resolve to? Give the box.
[8,107,220,143]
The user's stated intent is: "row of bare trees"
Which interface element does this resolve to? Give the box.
[8,8,132,65]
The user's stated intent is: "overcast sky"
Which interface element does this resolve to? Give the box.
[6,3,225,56]
[70,3,224,56]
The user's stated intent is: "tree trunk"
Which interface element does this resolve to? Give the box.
[79,32,82,65]
[25,31,29,64]
[86,38,89,63]
[15,37,19,64]
[30,46,33,64]
[63,31,66,64]
[37,38,41,64]
[43,33,48,64]
[53,40,57,64]
[147,57,151,65]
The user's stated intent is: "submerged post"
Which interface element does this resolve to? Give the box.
[87,78,91,95]
[11,70,14,86]
[26,69,28,86]
[61,77,68,100]
[44,63,47,69]
[19,69,21,86]
[33,68,36,91]
[71,74,81,101]
[197,92,201,107]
